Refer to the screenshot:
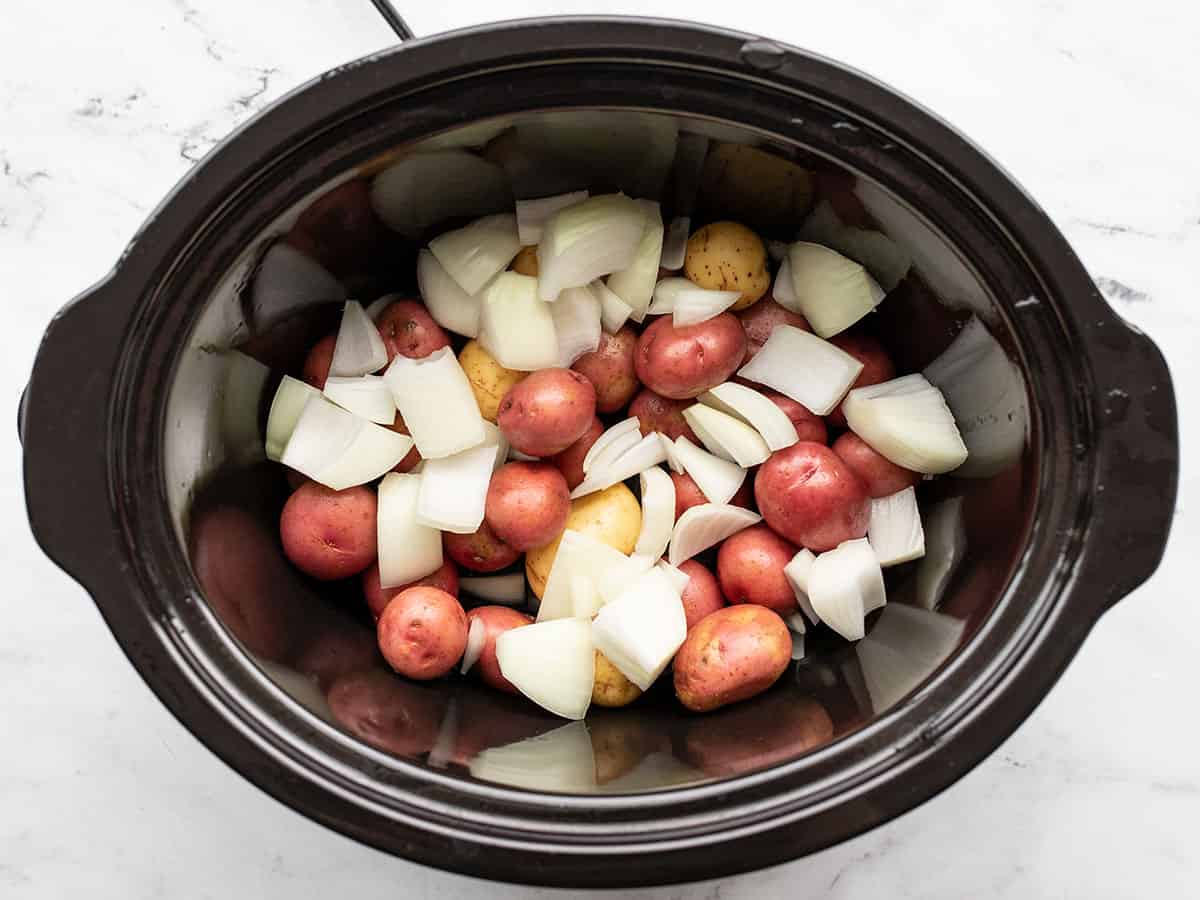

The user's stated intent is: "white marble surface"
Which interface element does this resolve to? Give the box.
[3,0,1197,896]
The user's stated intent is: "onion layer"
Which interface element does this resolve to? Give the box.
[377,472,444,588]
[842,374,968,474]
[383,347,486,459]
[668,503,761,566]
[784,241,885,338]
[280,397,412,490]
[478,272,560,371]
[416,249,481,338]
[737,325,863,416]
[496,618,595,720]
[429,213,522,295]
[537,194,645,302]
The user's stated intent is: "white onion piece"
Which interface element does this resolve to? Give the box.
[370,150,511,238]
[496,618,595,719]
[265,376,321,462]
[460,573,527,605]
[322,375,396,424]
[515,190,589,245]
[221,351,270,465]
[469,720,596,792]
[869,487,926,567]
[416,249,481,338]
[570,574,602,619]
[798,199,911,292]
[842,374,968,474]
[783,548,820,625]
[682,405,771,467]
[592,280,633,334]
[384,347,485,459]
[673,288,741,327]
[807,538,885,641]
[537,194,645,302]
[460,617,487,674]
[478,272,560,371]
[700,382,800,452]
[855,603,964,715]
[660,216,690,270]
[537,530,631,622]
[377,472,444,588]
[786,612,807,634]
[329,300,388,377]
[591,567,686,690]
[773,254,798,307]
[634,467,676,560]
[915,497,966,611]
[790,631,806,661]
[672,436,746,505]
[480,421,509,471]
[658,433,685,474]
[785,242,885,338]
[646,277,695,316]
[416,442,499,533]
[280,397,412,490]
[429,213,522,295]
[581,417,641,474]
[595,553,657,608]
[738,325,863,416]
[551,286,602,367]
[655,561,691,594]
[606,200,664,321]
[250,242,345,329]
[668,503,761,566]
[583,429,641,478]
[508,447,538,462]
[364,295,394,322]
[570,433,666,499]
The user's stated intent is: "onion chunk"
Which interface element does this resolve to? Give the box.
[738,325,863,416]
[429,213,521,296]
[668,503,761,566]
[569,433,666,499]
[280,397,412,490]
[537,194,645,302]
[682,404,771,467]
[377,472,444,588]
[265,375,321,462]
[700,382,800,452]
[869,487,926,567]
[416,442,501,533]
[478,272,560,371]
[784,241,886,338]
[384,347,486,459]
[634,467,676,560]
[807,538,885,641]
[329,300,388,378]
[606,200,664,321]
[416,249,481,338]
[496,618,595,719]
[842,374,968,474]
[591,567,686,690]
[551,286,602,367]
[783,548,820,625]
[538,530,632,622]
[672,436,746,505]
[323,375,396,424]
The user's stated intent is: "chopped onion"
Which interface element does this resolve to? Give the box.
[429,213,521,295]
[460,617,487,674]
[383,347,486,459]
[842,374,969,474]
[798,199,911,292]
[607,200,664,321]
[592,280,634,334]
[551,286,602,367]
[656,560,691,593]
[855,603,964,714]
[250,242,345,329]
[460,573,526,605]
[682,404,771,467]
[591,567,687,690]
[869,487,926,566]
[672,436,746,505]
[416,442,500,533]
[634,467,675,561]
[737,325,863,416]
[280,397,412,490]
[515,190,589,245]
[220,351,270,465]
[807,538,886,641]
[570,574,602,619]
[668,503,761,566]
[323,375,396,424]
[537,194,645,302]
[416,249,481,338]
[469,720,596,792]
[658,433,685,474]
[915,497,966,610]
[377,472,444,588]
[660,216,691,270]
[569,433,666,499]
[700,382,800,452]
[784,242,885,338]
[480,420,509,471]
[537,530,631,622]
[673,288,741,327]
[478,272,560,371]
[370,150,511,238]
[773,255,797,307]
[646,277,695,316]
[496,618,595,719]
[583,428,641,478]
[265,375,321,462]
[595,553,657,608]
[581,417,641,474]
[783,548,820,625]
[329,300,387,377]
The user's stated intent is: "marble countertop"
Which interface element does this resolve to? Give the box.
[3,0,1196,896]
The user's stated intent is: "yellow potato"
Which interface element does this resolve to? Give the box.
[458,339,525,422]
[592,650,643,708]
[510,246,539,277]
[525,483,641,598]
[698,143,814,230]
[684,221,770,310]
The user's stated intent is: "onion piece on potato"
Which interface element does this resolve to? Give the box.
[478,272,560,371]
[460,616,488,674]
[582,417,641,474]
[537,194,646,302]
[329,300,388,377]
[496,618,595,720]
[537,530,632,622]
[668,503,761,567]
[551,286,602,367]
[607,200,664,321]
[682,404,771,467]
[429,213,522,295]
[416,442,501,533]
[634,467,676,561]
[377,472,444,589]
[737,325,863,416]
[699,381,800,452]
[591,567,687,690]
[672,436,746,505]
[569,433,667,500]
[416,249,482,338]
[384,347,486,459]
[322,374,396,424]
[266,375,321,461]
[280,397,412,490]
[841,374,968,474]
[592,279,634,334]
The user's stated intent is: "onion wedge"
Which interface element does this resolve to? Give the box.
[515,190,589,245]
[569,433,666,499]
[672,436,746,505]
[806,538,886,641]
[537,194,645,302]
[592,280,633,334]
[682,404,771,467]
[265,375,321,462]
[591,567,687,690]
[377,472,444,588]
[581,418,641,474]
[460,617,487,674]
[673,288,741,326]
[607,200,664,322]
[646,277,695,316]
[280,397,412,490]
[383,347,486,459]
[783,548,820,625]
[842,374,968,474]
[416,442,500,533]
[668,503,761,566]
[329,300,388,377]
[700,382,800,452]
[784,241,885,338]
[429,213,522,295]
[537,530,632,622]
[773,254,798,307]
[496,618,595,720]
[737,325,863,416]
[634,467,676,561]
[868,487,926,567]
[416,249,481,338]
[551,286,602,367]
[323,375,396,424]
[478,272,560,371]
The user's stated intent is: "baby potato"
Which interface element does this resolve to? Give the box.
[716,524,799,615]
[571,326,640,413]
[485,461,571,552]
[684,221,770,310]
[629,388,699,442]
[442,520,520,573]
[376,299,451,362]
[466,605,533,694]
[551,416,603,490]
[673,605,792,713]
[279,482,377,581]
[698,143,814,229]
[459,339,526,423]
[510,245,539,276]
[634,314,747,400]
[377,586,469,680]
[592,650,643,707]
[831,432,920,499]
[677,559,726,631]
[755,442,870,552]
[525,483,641,598]
[498,367,597,457]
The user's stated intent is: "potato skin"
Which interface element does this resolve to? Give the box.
[634,314,747,400]
[376,587,468,680]
[497,367,597,456]
[362,559,459,620]
[459,339,526,423]
[716,524,799,615]
[466,605,533,694]
[684,221,770,310]
[671,471,753,520]
[827,332,896,428]
[592,650,643,707]
[571,327,640,413]
[442,521,520,573]
[678,559,725,630]
[831,432,920,498]
[376,299,451,362]
[551,416,603,490]
[755,442,870,552]
[762,391,828,445]
[629,388,699,442]
[484,462,571,552]
[673,605,792,712]
[279,482,377,580]
[301,333,336,389]
[510,245,539,276]
[525,483,641,599]
[738,297,809,362]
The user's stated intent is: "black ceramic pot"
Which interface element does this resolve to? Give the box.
[21,17,1177,888]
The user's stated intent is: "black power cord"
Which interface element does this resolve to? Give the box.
[367,0,415,41]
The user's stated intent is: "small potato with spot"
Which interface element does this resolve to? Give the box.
[375,299,451,362]
[459,339,525,423]
[571,327,640,413]
[684,221,770,310]
[592,650,642,707]
[377,586,469,680]
[634,314,747,400]
[497,367,597,457]
[466,605,533,693]
[279,482,377,580]
[443,521,520,573]
[674,605,792,712]
[485,461,570,552]
[716,524,798,615]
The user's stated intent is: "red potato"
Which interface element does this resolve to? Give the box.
[763,391,828,445]
[737,297,809,363]
[284,178,385,277]
[362,560,460,621]
[375,299,451,362]
[831,432,920,498]
[386,415,422,473]
[671,470,753,520]
[497,367,597,457]
[465,605,533,693]
[674,605,792,712]
[377,586,469,680]
[827,332,896,428]
[629,388,699,442]
[634,313,747,400]
[551,416,603,490]
[571,327,640,413]
[280,482,377,580]
[755,442,870,552]
[443,521,521,573]
[716,524,799,615]
[485,462,571,552]
[678,559,726,630]
[301,333,336,389]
